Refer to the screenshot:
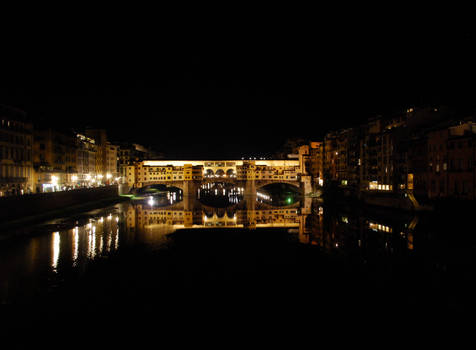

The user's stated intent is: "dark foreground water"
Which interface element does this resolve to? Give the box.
[1,194,475,344]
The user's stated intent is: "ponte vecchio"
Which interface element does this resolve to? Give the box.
[125,158,312,195]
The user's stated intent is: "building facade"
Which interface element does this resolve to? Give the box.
[318,106,475,202]
[308,141,323,186]
[447,123,476,200]
[118,143,149,184]
[85,129,119,184]
[0,105,34,196]
[76,133,97,186]
[33,128,78,192]
[127,159,304,190]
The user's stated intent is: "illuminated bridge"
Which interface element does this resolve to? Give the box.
[125,159,312,195]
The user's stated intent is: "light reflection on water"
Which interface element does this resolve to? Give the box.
[0,192,424,304]
[0,211,122,304]
[51,232,60,271]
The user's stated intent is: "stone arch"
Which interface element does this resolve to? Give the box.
[137,181,185,192]
[226,208,235,219]
[226,169,235,177]
[216,208,226,218]
[215,169,225,177]
[255,181,301,190]
[205,169,214,178]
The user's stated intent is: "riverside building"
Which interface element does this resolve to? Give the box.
[0,105,34,196]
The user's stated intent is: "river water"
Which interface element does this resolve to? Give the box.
[1,189,475,330]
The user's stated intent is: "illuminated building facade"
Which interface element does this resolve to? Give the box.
[33,128,78,192]
[118,143,152,184]
[76,133,97,186]
[127,159,308,193]
[85,129,119,183]
[318,106,476,202]
[0,105,34,196]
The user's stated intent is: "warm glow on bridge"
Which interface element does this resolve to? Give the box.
[142,160,300,167]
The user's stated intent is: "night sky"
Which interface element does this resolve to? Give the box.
[1,17,475,159]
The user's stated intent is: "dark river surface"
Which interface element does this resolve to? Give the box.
[1,187,475,343]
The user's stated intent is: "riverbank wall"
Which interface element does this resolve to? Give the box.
[0,185,127,228]
[321,184,433,211]
[360,191,416,211]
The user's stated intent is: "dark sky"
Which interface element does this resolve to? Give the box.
[1,16,475,158]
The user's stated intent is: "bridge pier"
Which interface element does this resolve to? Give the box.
[300,175,312,196]
[243,180,257,229]
[182,181,199,198]
[182,181,200,227]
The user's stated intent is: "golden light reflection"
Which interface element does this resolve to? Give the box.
[91,231,96,259]
[115,228,119,250]
[72,227,79,264]
[52,232,60,270]
[369,221,392,233]
[107,232,112,252]
[99,234,104,254]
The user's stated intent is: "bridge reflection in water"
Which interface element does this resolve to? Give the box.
[127,185,417,255]
[0,186,421,304]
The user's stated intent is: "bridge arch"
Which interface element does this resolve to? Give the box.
[255,180,301,190]
[134,182,185,192]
